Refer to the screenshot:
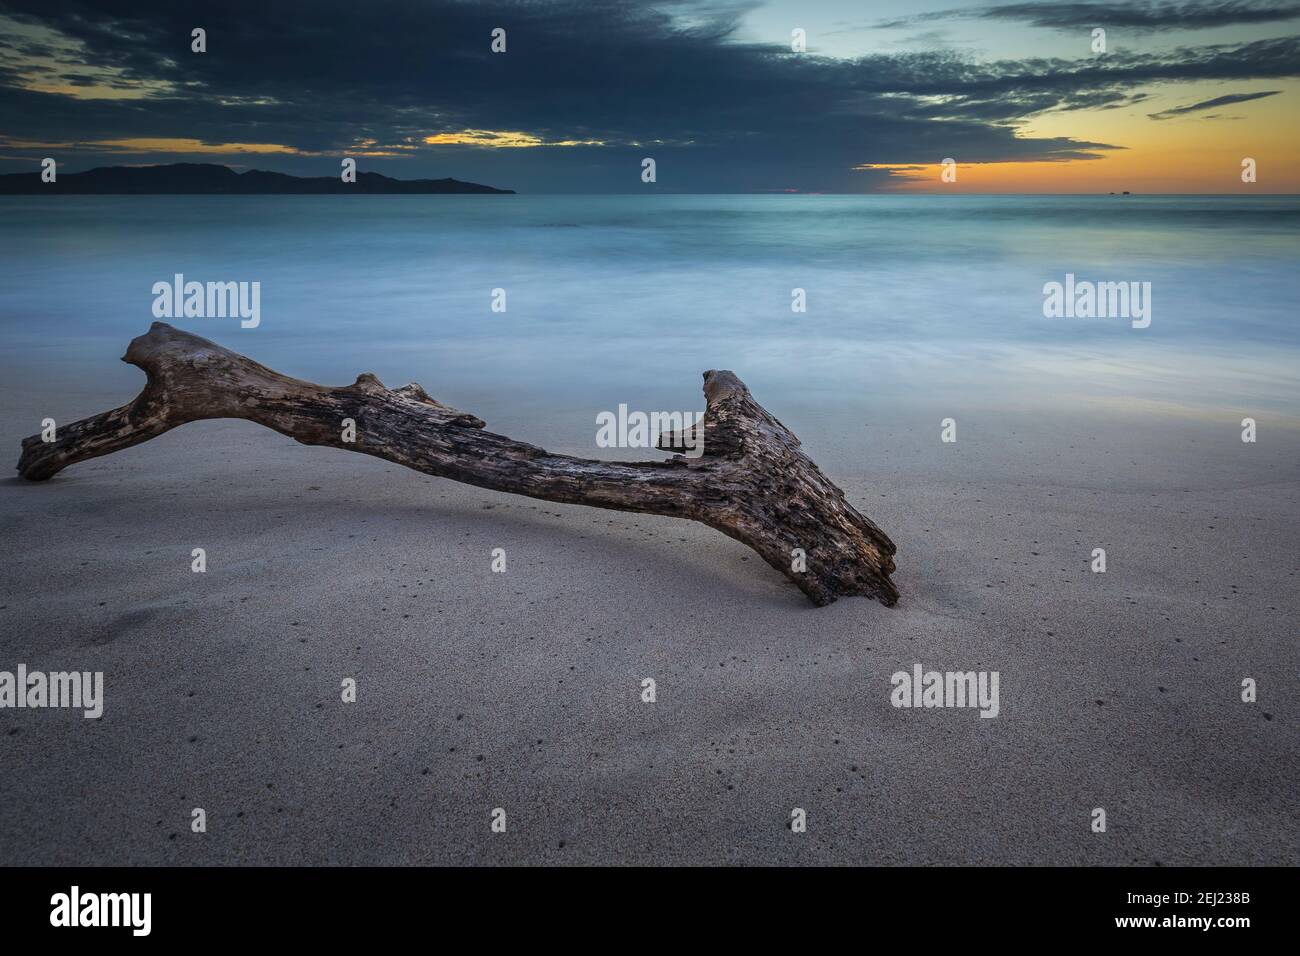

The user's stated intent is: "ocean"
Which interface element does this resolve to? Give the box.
[2,194,1297,428]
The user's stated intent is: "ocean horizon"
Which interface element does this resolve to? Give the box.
[3,194,1297,432]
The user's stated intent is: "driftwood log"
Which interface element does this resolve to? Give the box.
[16,323,898,606]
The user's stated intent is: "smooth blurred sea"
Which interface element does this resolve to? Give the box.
[2,194,1297,427]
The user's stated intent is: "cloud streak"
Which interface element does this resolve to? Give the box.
[1147,87,1282,116]
[877,1,1300,32]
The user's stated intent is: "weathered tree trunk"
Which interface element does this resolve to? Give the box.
[16,323,898,606]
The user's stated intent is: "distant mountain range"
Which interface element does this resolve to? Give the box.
[0,162,514,195]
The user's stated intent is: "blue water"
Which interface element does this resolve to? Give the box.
[2,195,1297,420]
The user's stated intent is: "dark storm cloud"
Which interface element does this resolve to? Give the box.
[0,0,1295,190]
[860,36,1299,102]
[877,1,1300,31]
[1147,87,1281,116]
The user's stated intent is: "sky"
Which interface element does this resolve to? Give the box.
[0,0,1296,192]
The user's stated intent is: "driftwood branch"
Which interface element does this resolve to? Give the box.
[16,323,898,606]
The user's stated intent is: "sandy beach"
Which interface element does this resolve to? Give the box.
[2,374,1296,866]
